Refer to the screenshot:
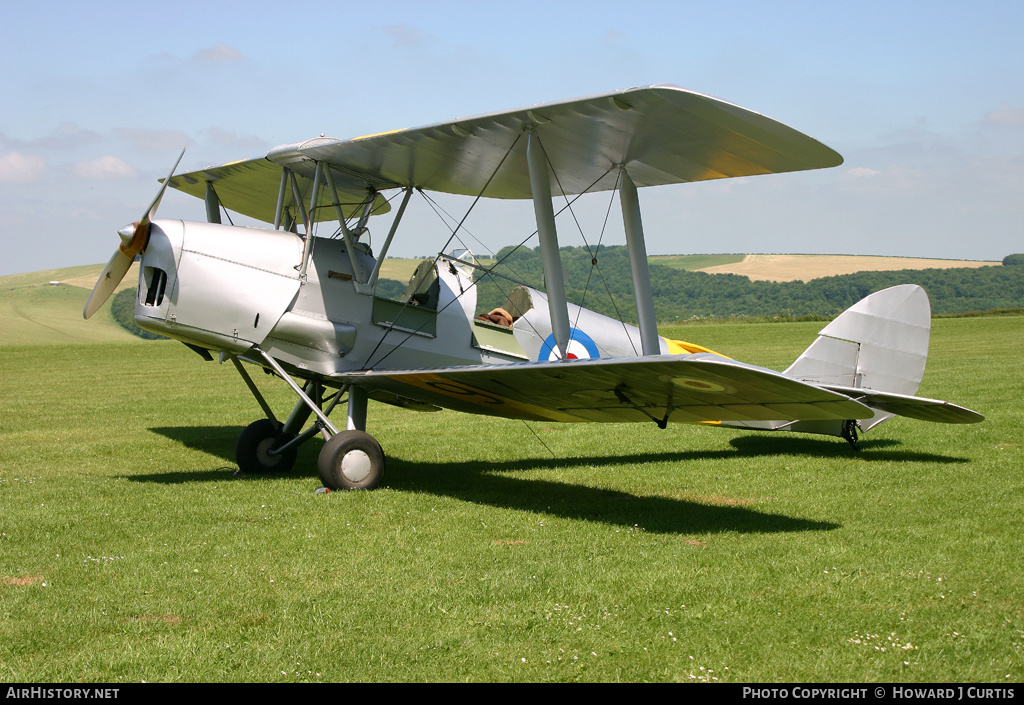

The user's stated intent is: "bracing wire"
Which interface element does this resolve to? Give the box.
[362,133,525,369]
[362,162,618,371]
[520,420,556,458]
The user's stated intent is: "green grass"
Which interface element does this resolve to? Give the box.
[0,282,136,345]
[649,254,746,271]
[0,266,140,346]
[1,316,1022,682]
[373,257,424,284]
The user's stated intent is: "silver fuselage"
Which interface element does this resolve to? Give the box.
[134,220,666,384]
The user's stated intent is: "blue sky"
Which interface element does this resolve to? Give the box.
[2,0,1022,276]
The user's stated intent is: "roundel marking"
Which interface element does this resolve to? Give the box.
[539,328,601,361]
[659,375,735,395]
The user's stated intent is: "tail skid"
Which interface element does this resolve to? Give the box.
[720,285,983,441]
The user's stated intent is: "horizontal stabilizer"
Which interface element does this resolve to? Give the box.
[821,385,984,424]
[786,284,931,396]
[723,284,984,439]
[785,284,933,431]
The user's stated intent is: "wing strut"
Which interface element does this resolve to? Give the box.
[205,182,222,224]
[274,168,289,229]
[364,186,414,294]
[322,165,372,285]
[298,161,323,280]
[526,129,571,359]
[619,170,660,356]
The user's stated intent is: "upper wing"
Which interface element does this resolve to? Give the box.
[167,156,392,225]
[166,85,842,222]
[337,354,872,424]
[295,84,843,199]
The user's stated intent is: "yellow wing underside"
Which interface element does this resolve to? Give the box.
[340,354,870,425]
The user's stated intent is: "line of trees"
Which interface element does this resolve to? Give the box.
[471,245,1024,322]
[110,289,167,339]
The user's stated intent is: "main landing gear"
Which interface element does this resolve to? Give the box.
[317,430,386,491]
[840,419,861,451]
[230,349,386,490]
[236,418,298,474]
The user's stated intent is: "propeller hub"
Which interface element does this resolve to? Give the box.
[117,221,149,258]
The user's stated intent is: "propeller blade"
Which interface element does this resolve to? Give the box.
[139,147,186,233]
[83,248,135,319]
[82,147,186,319]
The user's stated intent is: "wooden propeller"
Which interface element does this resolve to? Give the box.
[84,148,185,319]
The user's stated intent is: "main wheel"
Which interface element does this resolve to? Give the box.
[317,430,386,491]
[236,419,297,474]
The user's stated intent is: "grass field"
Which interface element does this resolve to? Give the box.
[0,279,136,346]
[649,254,746,271]
[1,313,1021,682]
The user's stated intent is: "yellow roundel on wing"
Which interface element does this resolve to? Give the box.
[664,338,730,358]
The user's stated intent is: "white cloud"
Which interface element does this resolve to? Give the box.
[379,23,427,48]
[845,166,881,179]
[113,127,190,153]
[73,155,137,180]
[984,105,1024,126]
[34,122,103,151]
[200,127,269,153]
[837,164,925,193]
[69,208,105,222]
[0,152,46,182]
[194,43,244,63]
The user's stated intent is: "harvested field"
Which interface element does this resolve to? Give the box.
[58,262,140,292]
[699,254,997,282]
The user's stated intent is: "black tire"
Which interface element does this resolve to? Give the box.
[317,430,385,491]
[236,419,297,474]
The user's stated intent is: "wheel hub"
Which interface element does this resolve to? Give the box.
[340,449,372,482]
[256,438,282,467]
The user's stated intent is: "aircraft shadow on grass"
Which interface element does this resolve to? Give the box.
[132,425,970,535]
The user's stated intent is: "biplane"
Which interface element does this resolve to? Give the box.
[83,84,983,490]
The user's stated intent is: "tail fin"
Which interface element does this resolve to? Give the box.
[786,284,982,431]
[785,284,931,431]
[719,285,938,439]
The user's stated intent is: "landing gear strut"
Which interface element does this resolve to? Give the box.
[231,349,386,489]
[840,420,861,451]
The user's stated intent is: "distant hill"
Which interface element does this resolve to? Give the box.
[1,253,1014,346]
[0,269,138,346]
[354,253,999,283]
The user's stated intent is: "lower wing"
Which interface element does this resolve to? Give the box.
[336,354,874,425]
